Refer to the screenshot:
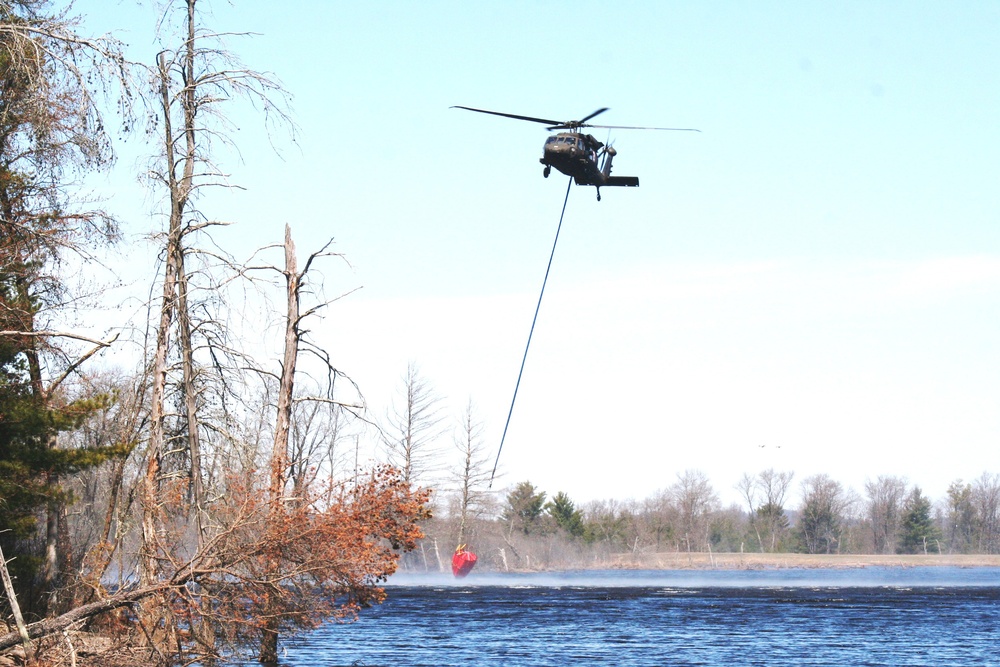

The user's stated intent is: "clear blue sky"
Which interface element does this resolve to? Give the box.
[86,1,1000,507]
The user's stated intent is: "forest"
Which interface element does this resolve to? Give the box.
[1,1,999,666]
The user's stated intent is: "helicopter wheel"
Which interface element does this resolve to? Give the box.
[543,165,551,178]
[596,190,601,202]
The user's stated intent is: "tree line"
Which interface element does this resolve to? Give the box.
[411,469,1000,572]
[362,363,1000,570]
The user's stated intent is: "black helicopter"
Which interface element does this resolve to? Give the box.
[452,106,699,201]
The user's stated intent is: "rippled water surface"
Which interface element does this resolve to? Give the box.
[273,568,1000,666]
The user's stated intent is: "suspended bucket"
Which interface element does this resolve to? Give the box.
[452,544,477,578]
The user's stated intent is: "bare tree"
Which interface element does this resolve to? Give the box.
[636,489,677,552]
[945,479,977,554]
[141,0,293,587]
[972,472,1000,554]
[669,470,719,552]
[288,385,351,495]
[865,475,908,554]
[451,398,492,546]
[137,0,295,654]
[581,498,632,553]
[258,225,304,663]
[382,362,445,487]
[145,0,288,531]
[737,469,793,552]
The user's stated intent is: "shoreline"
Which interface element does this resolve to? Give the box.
[607,552,1000,570]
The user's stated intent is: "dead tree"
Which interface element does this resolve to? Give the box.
[259,225,302,663]
[452,398,492,546]
[139,0,294,654]
[383,362,446,487]
[244,225,365,663]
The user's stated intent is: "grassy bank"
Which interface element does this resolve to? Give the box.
[609,552,1000,570]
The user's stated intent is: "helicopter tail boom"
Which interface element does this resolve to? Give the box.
[604,176,639,187]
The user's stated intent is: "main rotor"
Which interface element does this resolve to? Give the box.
[451,105,700,133]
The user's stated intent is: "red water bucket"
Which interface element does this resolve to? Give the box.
[452,549,477,578]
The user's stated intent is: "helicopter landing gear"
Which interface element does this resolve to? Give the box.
[596,189,601,202]
[543,165,551,178]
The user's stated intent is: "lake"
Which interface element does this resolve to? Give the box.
[270,568,1000,666]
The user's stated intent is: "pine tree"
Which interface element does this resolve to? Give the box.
[547,491,586,538]
[898,487,940,554]
[503,481,547,535]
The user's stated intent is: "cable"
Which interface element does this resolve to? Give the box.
[490,177,573,487]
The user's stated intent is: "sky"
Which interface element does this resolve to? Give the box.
[80,1,1000,508]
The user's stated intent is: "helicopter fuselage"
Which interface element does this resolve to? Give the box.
[540,132,639,195]
[451,105,689,201]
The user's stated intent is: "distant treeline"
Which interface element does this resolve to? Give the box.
[408,470,1000,572]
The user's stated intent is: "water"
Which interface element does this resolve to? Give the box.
[274,568,1000,666]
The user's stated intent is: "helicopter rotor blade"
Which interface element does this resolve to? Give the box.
[546,108,610,131]
[580,107,610,124]
[454,105,701,134]
[451,106,562,126]
[587,124,702,132]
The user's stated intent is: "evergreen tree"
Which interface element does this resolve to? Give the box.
[898,487,940,554]
[547,491,585,538]
[503,481,547,535]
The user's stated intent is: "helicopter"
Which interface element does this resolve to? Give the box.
[452,106,699,201]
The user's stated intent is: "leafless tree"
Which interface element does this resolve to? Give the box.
[972,472,1000,554]
[737,468,793,552]
[945,479,977,554]
[288,385,351,495]
[140,0,294,589]
[382,362,445,488]
[451,398,493,546]
[865,475,908,554]
[582,498,634,553]
[136,0,297,655]
[636,489,676,552]
[669,470,719,552]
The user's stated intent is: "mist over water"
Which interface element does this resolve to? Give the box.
[268,569,1000,666]
[388,566,1000,589]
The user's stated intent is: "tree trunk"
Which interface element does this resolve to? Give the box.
[0,581,177,652]
[0,543,33,658]
[259,225,300,664]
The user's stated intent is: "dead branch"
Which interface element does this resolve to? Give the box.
[0,331,117,347]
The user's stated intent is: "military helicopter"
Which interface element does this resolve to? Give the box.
[452,105,699,201]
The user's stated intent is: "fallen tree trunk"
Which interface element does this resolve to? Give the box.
[0,582,172,652]
[0,544,33,657]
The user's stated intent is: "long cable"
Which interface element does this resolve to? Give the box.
[490,177,573,486]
